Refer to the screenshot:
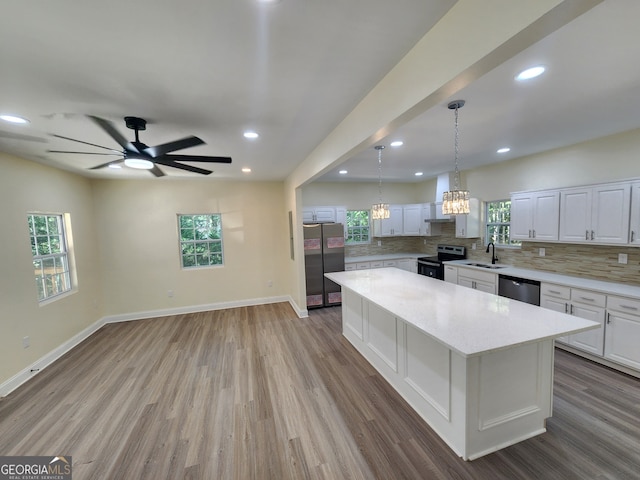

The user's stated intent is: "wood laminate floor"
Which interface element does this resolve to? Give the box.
[1,303,639,479]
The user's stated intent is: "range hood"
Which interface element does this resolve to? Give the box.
[430,173,455,222]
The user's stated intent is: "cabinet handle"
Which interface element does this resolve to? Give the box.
[619,304,639,311]
[585,230,589,240]
[632,231,635,242]
[607,313,611,324]
[579,296,595,302]
[591,230,595,241]
[570,304,574,315]
[564,303,568,313]
[528,229,532,238]
[533,229,536,238]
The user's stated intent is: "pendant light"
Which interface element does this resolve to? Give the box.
[371,145,390,220]
[442,100,470,215]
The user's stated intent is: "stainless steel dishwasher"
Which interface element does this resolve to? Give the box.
[498,274,541,306]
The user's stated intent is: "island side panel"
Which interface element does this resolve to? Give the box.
[464,340,555,460]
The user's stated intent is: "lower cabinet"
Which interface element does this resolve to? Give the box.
[444,265,458,284]
[346,258,417,274]
[540,283,606,355]
[604,296,640,370]
[457,266,497,294]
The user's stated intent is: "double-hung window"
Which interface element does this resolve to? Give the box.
[178,214,224,268]
[28,214,72,301]
[485,200,520,246]
[345,210,370,245]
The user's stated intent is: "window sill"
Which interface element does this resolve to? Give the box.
[38,288,77,307]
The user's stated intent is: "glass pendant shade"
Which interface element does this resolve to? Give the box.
[442,100,470,215]
[371,202,390,220]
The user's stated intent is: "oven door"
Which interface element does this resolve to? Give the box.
[417,260,443,280]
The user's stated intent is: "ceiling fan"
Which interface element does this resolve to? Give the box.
[48,116,232,177]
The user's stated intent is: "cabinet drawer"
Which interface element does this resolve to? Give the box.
[607,295,640,314]
[457,267,496,284]
[370,261,384,268]
[356,262,371,270]
[383,260,398,267]
[571,288,606,308]
[345,263,356,271]
[541,283,570,300]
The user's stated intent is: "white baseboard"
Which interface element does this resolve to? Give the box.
[1,295,308,398]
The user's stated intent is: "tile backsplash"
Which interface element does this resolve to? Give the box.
[346,222,640,285]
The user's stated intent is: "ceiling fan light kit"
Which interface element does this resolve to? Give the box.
[48,115,232,177]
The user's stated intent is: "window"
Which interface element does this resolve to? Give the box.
[486,200,521,246]
[28,214,72,301]
[345,210,370,244]
[178,214,223,268]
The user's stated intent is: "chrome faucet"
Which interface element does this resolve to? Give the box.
[486,242,498,264]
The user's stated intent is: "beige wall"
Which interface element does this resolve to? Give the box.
[92,178,290,316]
[0,153,103,384]
[302,182,427,209]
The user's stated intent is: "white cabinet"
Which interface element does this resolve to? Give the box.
[398,258,417,273]
[604,295,640,370]
[455,198,482,238]
[540,283,605,355]
[345,263,357,271]
[419,203,442,236]
[402,204,422,236]
[628,181,640,244]
[559,183,630,244]
[372,205,403,237]
[510,190,560,241]
[456,266,497,294]
[444,265,458,284]
[303,205,346,224]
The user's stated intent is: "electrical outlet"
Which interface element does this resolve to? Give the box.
[471,243,476,250]
[539,248,546,257]
[268,280,273,287]
[167,290,174,297]
[377,240,382,247]
[22,336,30,349]
[618,253,628,264]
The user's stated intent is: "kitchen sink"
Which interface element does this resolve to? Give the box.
[465,262,506,269]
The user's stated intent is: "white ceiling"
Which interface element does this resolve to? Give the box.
[1,1,638,183]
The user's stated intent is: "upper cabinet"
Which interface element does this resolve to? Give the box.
[455,198,482,238]
[559,183,630,244]
[420,203,442,236]
[402,204,422,236]
[303,206,342,223]
[511,191,560,241]
[372,205,404,236]
[372,203,442,237]
[628,182,640,245]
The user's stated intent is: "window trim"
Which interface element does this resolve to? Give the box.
[345,209,371,245]
[485,200,521,248]
[28,213,73,302]
[178,213,224,269]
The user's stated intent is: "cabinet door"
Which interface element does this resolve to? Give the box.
[559,188,592,243]
[455,198,481,238]
[532,191,560,241]
[458,276,474,289]
[314,207,336,223]
[604,310,640,370]
[540,294,570,344]
[510,193,534,240]
[474,280,496,294]
[569,303,605,356]
[629,182,640,244]
[591,183,630,244]
[402,204,422,235]
[302,209,315,223]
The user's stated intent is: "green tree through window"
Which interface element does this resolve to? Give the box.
[486,200,520,246]
[179,214,224,267]
[346,210,370,244]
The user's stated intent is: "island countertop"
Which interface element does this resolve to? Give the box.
[325,268,599,358]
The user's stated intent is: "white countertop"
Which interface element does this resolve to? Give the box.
[446,260,640,299]
[325,268,599,358]
[345,253,424,263]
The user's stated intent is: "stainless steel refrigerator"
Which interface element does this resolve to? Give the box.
[303,223,345,308]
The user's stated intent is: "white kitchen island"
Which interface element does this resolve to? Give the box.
[325,268,599,460]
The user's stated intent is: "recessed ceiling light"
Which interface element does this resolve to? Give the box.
[243,131,259,139]
[339,170,348,175]
[414,172,423,177]
[516,65,545,81]
[497,147,511,154]
[257,0,281,3]
[390,141,404,147]
[242,167,252,173]
[0,114,30,124]
[108,164,122,169]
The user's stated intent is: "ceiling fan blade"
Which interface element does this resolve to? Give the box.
[51,134,122,153]
[154,159,213,175]
[87,115,132,150]
[160,154,232,164]
[89,158,125,169]
[150,165,166,177]
[143,136,205,158]
[48,150,121,156]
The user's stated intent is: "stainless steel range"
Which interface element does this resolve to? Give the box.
[417,244,466,280]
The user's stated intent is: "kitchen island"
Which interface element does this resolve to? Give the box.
[325,267,599,460]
